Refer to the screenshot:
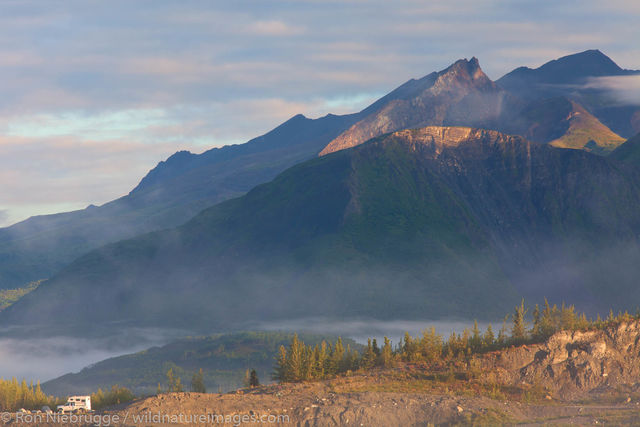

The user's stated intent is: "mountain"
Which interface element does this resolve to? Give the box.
[0,113,359,289]
[320,52,628,158]
[319,58,514,155]
[0,51,631,290]
[42,332,359,396]
[498,49,629,89]
[497,49,640,138]
[4,126,640,331]
[505,97,625,154]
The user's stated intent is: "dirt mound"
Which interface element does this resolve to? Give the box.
[480,321,640,399]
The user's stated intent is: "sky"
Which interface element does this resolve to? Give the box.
[0,0,639,227]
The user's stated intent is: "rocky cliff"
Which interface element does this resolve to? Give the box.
[481,321,640,399]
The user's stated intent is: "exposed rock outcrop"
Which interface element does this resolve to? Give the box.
[480,321,640,399]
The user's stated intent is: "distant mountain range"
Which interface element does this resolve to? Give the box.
[1,50,636,292]
[4,125,640,332]
[1,49,640,333]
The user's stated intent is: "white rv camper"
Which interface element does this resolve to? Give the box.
[57,395,91,413]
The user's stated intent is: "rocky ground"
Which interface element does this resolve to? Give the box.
[104,381,640,426]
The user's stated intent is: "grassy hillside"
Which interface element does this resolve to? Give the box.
[548,101,624,154]
[0,280,41,311]
[508,97,625,154]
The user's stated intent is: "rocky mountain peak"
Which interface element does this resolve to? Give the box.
[432,57,493,92]
[319,57,505,156]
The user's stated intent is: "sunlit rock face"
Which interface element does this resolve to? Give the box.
[320,58,511,156]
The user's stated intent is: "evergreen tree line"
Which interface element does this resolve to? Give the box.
[0,378,59,411]
[272,335,395,382]
[274,299,640,383]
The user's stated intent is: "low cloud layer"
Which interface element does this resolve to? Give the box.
[0,0,639,225]
[0,328,183,383]
[585,75,640,106]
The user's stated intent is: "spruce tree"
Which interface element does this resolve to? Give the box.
[379,336,394,367]
[286,334,304,381]
[532,304,541,339]
[273,345,288,382]
[329,338,345,375]
[249,369,260,387]
[497,315,509,346]
[166,368,183,392]
[361,338,377,369]
[471,321,482,352]
[511,299,528,344]
[372,338,380,357]
[421,327,443,362]
[483,324,495,350]
[191,369,206,393]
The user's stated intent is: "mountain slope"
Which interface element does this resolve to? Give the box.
[0,113,359,289]
[547,101,625,154]
[4,127,640,332]
[497,49,640,138]
[319,58,514,155]
[610,132,640,165]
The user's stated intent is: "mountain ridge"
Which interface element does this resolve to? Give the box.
[0,112,359,289]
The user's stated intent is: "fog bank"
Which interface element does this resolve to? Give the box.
[0,328,185,383]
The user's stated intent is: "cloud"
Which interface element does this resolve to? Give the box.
[248,20,305,36]
[585,75,640,106]
[0,328,182,382]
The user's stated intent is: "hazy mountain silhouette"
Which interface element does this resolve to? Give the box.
[0,113,359,289]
